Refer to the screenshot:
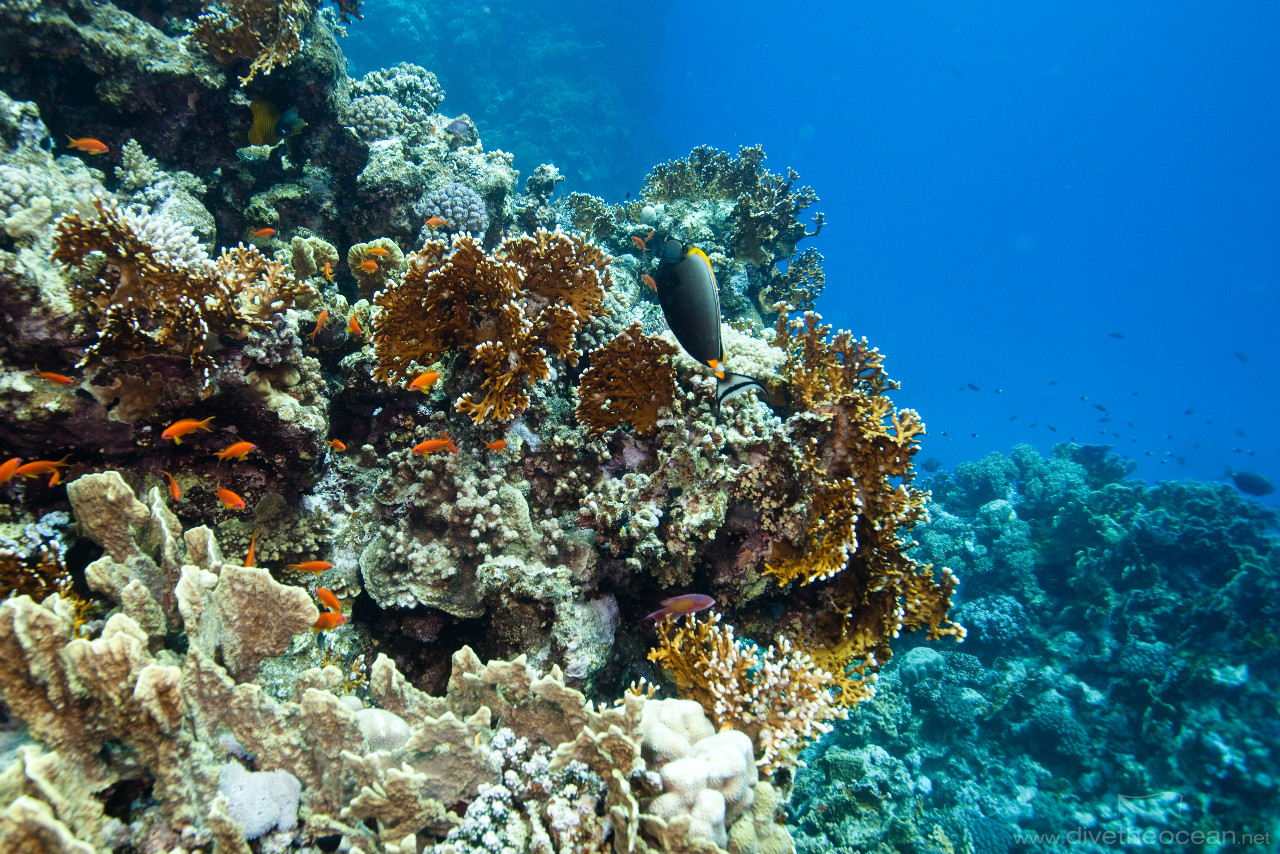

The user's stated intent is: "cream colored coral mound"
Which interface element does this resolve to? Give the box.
[640,698,758,849]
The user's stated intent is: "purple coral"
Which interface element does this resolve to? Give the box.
[418,181,489,237]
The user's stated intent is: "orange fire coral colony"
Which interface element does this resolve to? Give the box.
[371,230,611,423]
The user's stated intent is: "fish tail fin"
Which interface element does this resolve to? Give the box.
[716,371,771,410]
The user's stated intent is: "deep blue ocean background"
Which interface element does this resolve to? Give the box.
[347,0,1279,496]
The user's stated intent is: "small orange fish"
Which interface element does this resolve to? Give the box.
[645,594,715,622]
[33,366,74,385]
[322,261,334,282]
[645,228,654,241]
[408,370,440,392]
[312,611,347,632]
[214,440,257,461]
[217,486,246,510]
[162,416,215,444]
[411,432,456,455]
[244,529,259,568]
[631,235,647,251]
[160,470,182,502]
[485,439,507,451]
[288,560,333,573]
[66,136,108,155]
[356,259,379,273]
[0,457,21,484]
[308,309,329,341]
[347,314,364,338]
[364,247,390,257]
[424,216,447,228]
[316,588,342,612]
[641,274,657,292]
[14,456,71,479]
[328,439,347,452]
[251,227,277,238]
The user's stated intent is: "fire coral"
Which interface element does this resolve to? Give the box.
[52,199,310,384]
[575,322,677,438]
[372,230,611,423]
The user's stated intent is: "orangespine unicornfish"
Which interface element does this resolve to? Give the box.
[652,236,770,409]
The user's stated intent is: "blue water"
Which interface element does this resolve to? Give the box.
[350,0,1280,495]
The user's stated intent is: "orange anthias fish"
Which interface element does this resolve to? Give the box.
[214,440,257,461]
[162,416,215,444]
[244,529,259,568]
[485,439,507,451]
[160,470,181,502]
[66,136,108,155]
[316,588,342,612]
[313,611,347,632]
[33,366,74,385]
[364,247,389,257]
[289,560,333,573]
[308,309,329,341]
[641,274,657,292]
[251,227,276,237]
[631,235,647,251]
[15,456,71,480]
[424,216,447,228]
[328,439,347,452]
[412,432,456,455]
[0,457,21,484]
[347,314,364,337]
[322,261,334,282]
[217,486,246,510]
[408,370,440,392]
[644,593,715,622]
[356,259,379,273]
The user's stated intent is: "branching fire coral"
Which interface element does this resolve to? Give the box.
[192,0,314,86]
[52,199,310,383]
[765,306,964,669]
[648,610,855,774]
[372,230,611,423]
[575,323,677,438]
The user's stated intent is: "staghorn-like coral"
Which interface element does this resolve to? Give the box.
[372,229,611,423]
[648,610,859,775]
[576,322,678,438]
[51,199,309,384]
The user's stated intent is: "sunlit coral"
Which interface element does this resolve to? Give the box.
[372,230,611,423]
[575,323,677,438]
[648,610,856,774]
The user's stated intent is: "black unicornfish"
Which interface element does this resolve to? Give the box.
[653,237,770,408]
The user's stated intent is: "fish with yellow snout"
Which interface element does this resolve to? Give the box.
[653,236,770,409]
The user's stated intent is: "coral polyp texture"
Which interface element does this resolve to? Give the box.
[372,229,611,423]
[575,322,678,437]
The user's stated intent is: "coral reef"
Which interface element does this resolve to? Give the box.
[372,229,611,423]
[576,323,678,438]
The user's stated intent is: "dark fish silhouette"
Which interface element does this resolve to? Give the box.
[967,383,980,391]
[1226,469,1274,496]
[653,237,769,408]
[1234,352,1248,362]
[922,457,941,472]
[1109,332,1125,339]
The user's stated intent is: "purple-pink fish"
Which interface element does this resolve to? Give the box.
[645,594,715,622]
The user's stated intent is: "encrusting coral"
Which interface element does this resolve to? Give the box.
[372,229,611,423]
[0,470,797,854]
[51,198,312,384]
[576,322,678,438]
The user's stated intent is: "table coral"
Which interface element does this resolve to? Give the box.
[575,322,678,437]
[372,229,611,423]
